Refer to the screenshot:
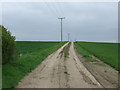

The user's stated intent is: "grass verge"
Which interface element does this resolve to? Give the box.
[64,43,71,58]
[2,41,66,88]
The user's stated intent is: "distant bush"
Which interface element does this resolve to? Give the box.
[1,25,16,64]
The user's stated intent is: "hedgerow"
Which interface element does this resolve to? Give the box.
[1,25,16,64]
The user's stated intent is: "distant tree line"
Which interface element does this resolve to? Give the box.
[0,25,16,64]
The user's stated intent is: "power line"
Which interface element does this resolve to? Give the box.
[43,0,66,18]
[56,1,65,17]
[43,0,60,18]
[50,0,62,17]
[53,1,63,17]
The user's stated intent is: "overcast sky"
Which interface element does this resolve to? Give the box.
[2,2,118,42]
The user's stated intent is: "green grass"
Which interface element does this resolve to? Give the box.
[75,41,119,71]
[64,43,71,58]
[83,57,98,62]
[16,41,63,54]
[2,41,66,88]
[0,65,2,89]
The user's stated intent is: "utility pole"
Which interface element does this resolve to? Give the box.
[58,17,65,42]
[68,33,70,42]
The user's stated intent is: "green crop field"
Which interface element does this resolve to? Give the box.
[75,42,119,71]
[3,41,66,88]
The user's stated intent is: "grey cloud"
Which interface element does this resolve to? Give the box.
[2,2,118,42]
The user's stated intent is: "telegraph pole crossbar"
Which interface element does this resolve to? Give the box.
[58,17,65,42]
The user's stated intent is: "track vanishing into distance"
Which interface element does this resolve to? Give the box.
[16,43,118,88]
